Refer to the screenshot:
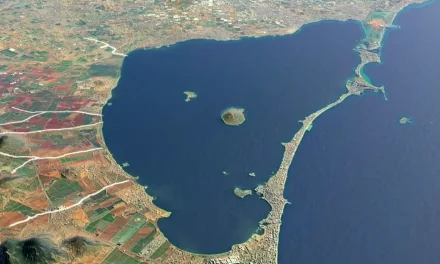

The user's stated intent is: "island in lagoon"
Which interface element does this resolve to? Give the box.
[183,91,197,102]
[221,108,246,126]
[399,116,412,125]
[233,188,253,198]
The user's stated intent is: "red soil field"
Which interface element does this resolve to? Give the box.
[367,19,386,30]
[0,212,26,228]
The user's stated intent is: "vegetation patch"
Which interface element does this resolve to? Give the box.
[111,213,146,245]
[53,60,73,72]
[102,249,140,264]
[1,200,39,216]
[129,228,156,254]
[15,177,39,192]
[1,49,17,57]
[88,64,120,78]
[46,178,84,205]
[150,241,171,259]
[59,153,94,164]
[77,57,88,63]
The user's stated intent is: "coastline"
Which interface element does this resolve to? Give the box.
[364,0,436,87]
[95,0,430,262]
[97,18,356,257]
[232,1,431,262]
[278,1,440,262]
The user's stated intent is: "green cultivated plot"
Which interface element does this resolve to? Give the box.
[18,80,30,88]
[83,115,93,125]
[89,64,120,78]
[0,96,16,104]
[59,153,94,164]
[76,20,88,26]
[47,99,60,111]
[4,75,17,83]
[102,249,140,264]
[53,60,73,72]
[85,191,109,205]
[15,177,40,192]
[85,44,99,53]
[57,113,71,119]
[150,241,171,259]
[85,224,97,234]
[77,57,88,63]
[29,124,45,132]
[14,166,37,177]
[112,213,146,245]
[46,179,83,205]
[41,134,63,141]
[29,83,42,90]
[102,212,116,222]
[88,207,106,217]
[22,51,49,62]
[40,113,55,119]
[26,100,48,111]
[0,157,28,175]
[85,212,115,233]
[96,216,115,230]
[77,71,90,81]
[129,229,157,254]
[0,111,31,123]
[1,49,17,57]
[29,51,49,61]
[2,200,39,216]
[89,209,113,223]
[83,136,100,148]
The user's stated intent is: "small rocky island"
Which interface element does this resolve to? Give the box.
[221,108,245,126]
[233,187,252,198]
[399,116,412,125]
[183,91,197,102]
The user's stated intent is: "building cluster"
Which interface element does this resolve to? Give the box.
[206,255,240,264]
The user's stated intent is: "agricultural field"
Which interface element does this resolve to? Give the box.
[75,186,175,261]
[102,249,140,264]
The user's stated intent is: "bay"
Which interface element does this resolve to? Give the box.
[103,20,362,253]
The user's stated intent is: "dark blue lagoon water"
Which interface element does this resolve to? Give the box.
[103,22,363,253]
[279,1,440,263]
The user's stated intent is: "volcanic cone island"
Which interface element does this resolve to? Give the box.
[221,108,246,126]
